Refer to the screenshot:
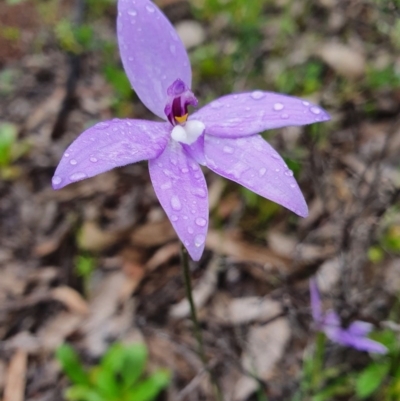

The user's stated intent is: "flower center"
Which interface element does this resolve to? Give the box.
[164,79,198,126]
[171,120,205,145]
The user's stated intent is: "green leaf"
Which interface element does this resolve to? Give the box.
[56,344,90,386]
[0,123,17,167]
[355,361,390,399]
[65,385,105,401]
[121,343,148,388]
[125,370,171,401]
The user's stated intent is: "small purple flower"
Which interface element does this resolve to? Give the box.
[52,0,330,261]
[310,278,387,354]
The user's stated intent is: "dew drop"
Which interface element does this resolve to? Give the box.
[195,217,207,227]
[128,9,137,16]
[210,100,222,109]
[171,196,182,211]
[161,181,172,190]
[146,4,155,12]
[96,122,110,130]
[310,106,321,115]
[290,184,296,188]
[52,176,62,185]
[183,215,188,220]
[302,101,310,106]
[233,95,238,99]
[223,146,234,154]
[194,234,205,247]
[181,167,189,173]
[169,44,176,54]
[90,157,98,163]
[271,153,280,160]
[69,172,87,181]
[281,113,289,119]
[64,152,70,158]
[171,215,178,222]
[70,159,77,165]
[259,168,266,177]
[188,227,194,234]
[191,188,207,198]
[273,102,284,111]
[285,169,294,177]
[251,91,265,100]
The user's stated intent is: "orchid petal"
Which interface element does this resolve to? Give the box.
[347,320,373,337]
[204,134,308,217]
[52,119,170,189]
[310,278,322,324]
[346,336,388,354]
[118,0,191,120]
[149,141,209,261]
[191,92,330,138]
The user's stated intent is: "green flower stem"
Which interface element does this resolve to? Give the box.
[180,244,223,401]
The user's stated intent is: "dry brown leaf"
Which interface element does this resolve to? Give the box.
[146,242,180,271]
[170,258,220,319]
[206,230,289,271]
[38,312,84,351]
[83,272,132,356]
[3,350,27,401]
[78,221,122,252]
[131,219,176,247]
[213,296,283,326]
[317,258,340,293]
[51,286,89,315]
[233,318,291,401]
[317,42,365,79]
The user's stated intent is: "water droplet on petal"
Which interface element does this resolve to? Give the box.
[52,176,62,185]
[273,102,284,111]
[233,95,238,99]
[194,234,205,247]
[251,91,265,100]
[290,184,296,188]
[64,152,70,158]
[171,215,178,222]
[70,159,77,165]
[210,100,222,109]
[281,113,289,119]
[310,106,321,115]
[259,168,266,177]
[285,169,294,177]
[169,44,176,54]
[128,9,137,16]
[223,146,234,154]
[183,215,188,220]
[275,168,280,172]
[96,122,109,130]
[195,218,207,227]
[181,167,189,173]
[171,196,182,211]
[146,4,155,12]
[90,157,98,163]
[70,172,87,181]
[191,188,207,198]
[302,101,310,106]
[161,181,172,190]
[188,227,194,234]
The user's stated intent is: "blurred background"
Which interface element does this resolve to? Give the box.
[0,0,400,400]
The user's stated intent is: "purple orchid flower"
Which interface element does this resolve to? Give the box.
[52,0,330,261]
[310,278,387,354]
